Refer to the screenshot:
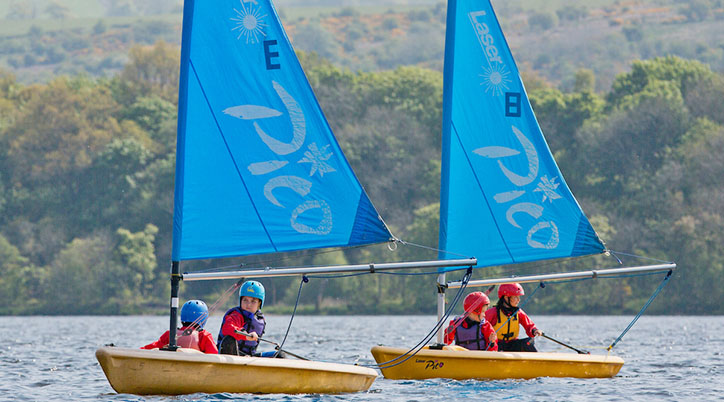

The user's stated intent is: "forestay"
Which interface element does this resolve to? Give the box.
[173,0,391,261]
[438,0,604,269]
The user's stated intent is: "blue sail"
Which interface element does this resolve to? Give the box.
[438,0,604,269]
[172,0,391,261]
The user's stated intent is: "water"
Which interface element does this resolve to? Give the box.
[1,315,722,401]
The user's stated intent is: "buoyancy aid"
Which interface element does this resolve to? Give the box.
[217,307,266,356]
[454,317,490,351]
[176,328,201,350]
[493,308,520,342]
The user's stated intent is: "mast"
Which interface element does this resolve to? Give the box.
[435,273,446,344]
[167,261,181,351]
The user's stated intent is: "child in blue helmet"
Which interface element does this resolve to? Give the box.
[142,299,218,354]
[217,280,267,356]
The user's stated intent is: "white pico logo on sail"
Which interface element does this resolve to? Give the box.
[224,79,335,236]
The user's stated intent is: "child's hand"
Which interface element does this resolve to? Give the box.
[246,331,259,341]
[488,333,496,344]
[532,328,542,337]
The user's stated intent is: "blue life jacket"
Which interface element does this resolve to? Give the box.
[217,307,266,355]
[454,316,489,351]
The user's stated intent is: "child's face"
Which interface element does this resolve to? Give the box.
[508,295,521,307]
[241,296,261,313]
[470,304,489,321]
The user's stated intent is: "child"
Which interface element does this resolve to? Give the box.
[142,299,218,354]
[444,291,497,351]
[217,280,266,356]
[485,283,541,352]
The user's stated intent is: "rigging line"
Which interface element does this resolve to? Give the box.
[274,275,308,358]
[607,270,673,351]
[608,250,674,264]
[397,239,471,259]
[367,269,472,370]
[184,279,243,333]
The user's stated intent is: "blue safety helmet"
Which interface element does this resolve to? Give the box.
[180,300,209,328]
[239,280,265,308]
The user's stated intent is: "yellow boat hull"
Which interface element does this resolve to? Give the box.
[96,347,377,395]
[371,345,624,380]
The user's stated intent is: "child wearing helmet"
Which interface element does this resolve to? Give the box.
[217,280,267,356]
[484,283,541,352]
[142,299,218,354]
[444,291,498,351]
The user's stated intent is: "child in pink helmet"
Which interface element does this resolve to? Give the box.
[484,283,541,352]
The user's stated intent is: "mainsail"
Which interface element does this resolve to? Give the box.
[438,0,605,268]
[172,0,391,261]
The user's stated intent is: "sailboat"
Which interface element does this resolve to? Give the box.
[370,0,675,380]
[95,0,475,395]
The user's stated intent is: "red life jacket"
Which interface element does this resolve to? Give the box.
[176,328,201,351]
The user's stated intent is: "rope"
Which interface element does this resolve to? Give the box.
[608,250,673,265]
[607,270,673,351]
[363,268,473,370]
[274,275,308,358]
[182,279,243,334]
[396,239,472,259]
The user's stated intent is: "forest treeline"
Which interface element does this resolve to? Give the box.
[1,42,723,315]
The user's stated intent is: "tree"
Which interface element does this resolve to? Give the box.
[0,234,39,314]
[114,224,159,300]
[607,56,714,109]
[573,69,596,93]
[118,41,180,104]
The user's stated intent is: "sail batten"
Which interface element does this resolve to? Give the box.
[172,0,391,261]
[438,0,604,269]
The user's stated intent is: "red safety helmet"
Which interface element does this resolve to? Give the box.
[498,283,525,298]
[463,292,490,314]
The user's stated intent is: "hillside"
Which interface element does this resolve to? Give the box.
[1,0,723,91]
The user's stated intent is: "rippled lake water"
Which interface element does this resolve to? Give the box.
[1,315,722,401]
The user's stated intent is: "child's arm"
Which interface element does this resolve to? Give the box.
[443,320,456,345]
[200,331,219,354]
[518,310,541,337]
[141,330,170,350]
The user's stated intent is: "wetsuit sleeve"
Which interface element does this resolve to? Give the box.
[221,310,253,341]
[482,322,498,351]
[518,310,538,337]
[141,330,170,349]
[484,308,497,326]
[199,330,219,354]
[444,319,456,345]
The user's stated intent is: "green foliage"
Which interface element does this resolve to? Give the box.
[607,56,714,109]
[1,38,724,317]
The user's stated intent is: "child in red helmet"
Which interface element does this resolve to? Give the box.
[485,283,541,352]
[444,291,498,351]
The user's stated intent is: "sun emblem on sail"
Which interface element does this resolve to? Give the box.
[231,0,268,44]
[534,175,562,203]
[479,63,511,96]
[298,143,336,177]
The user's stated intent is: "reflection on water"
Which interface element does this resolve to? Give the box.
[0,315,722,401]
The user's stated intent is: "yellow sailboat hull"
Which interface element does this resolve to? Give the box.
[371,345,624,380]
[96,347,377,395]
